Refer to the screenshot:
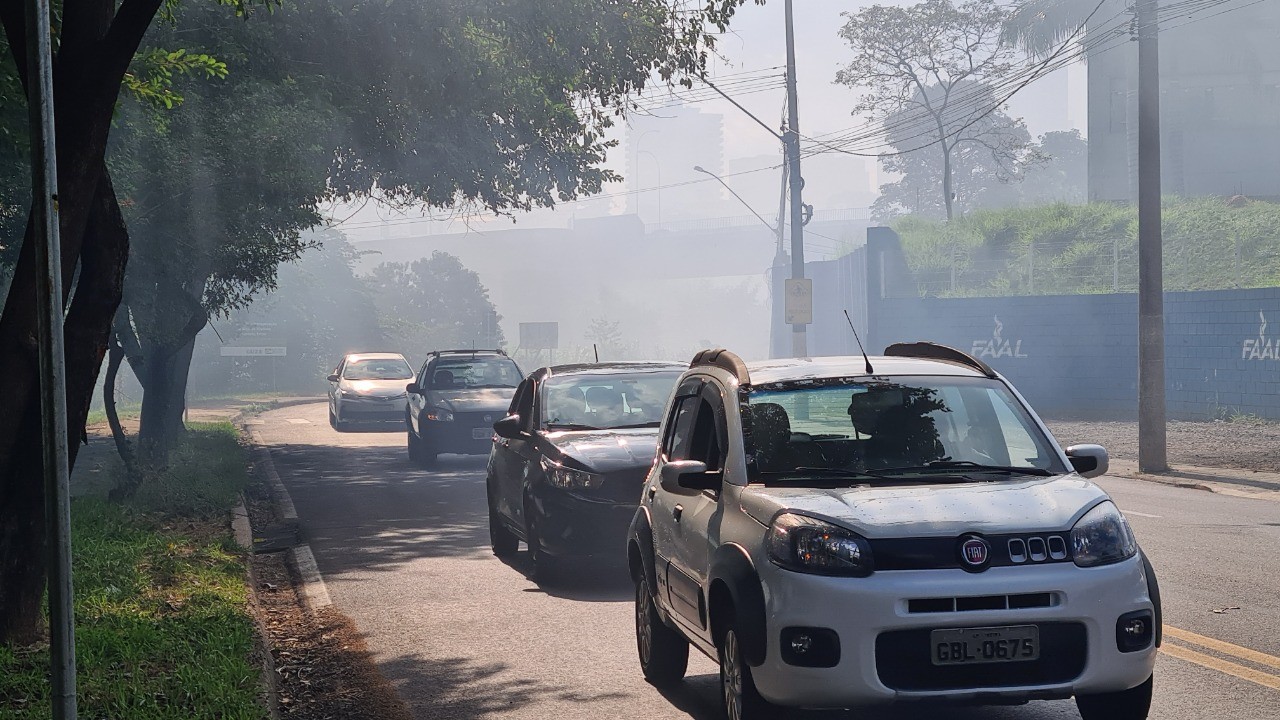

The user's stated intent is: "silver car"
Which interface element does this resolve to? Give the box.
[327,352,415,431]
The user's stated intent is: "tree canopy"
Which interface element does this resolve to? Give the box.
[837,0,1033,220]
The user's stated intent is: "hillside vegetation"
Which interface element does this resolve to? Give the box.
[890,198,1280,297]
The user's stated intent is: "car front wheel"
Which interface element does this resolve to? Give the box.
[719,627,773,720]
[524,499,559,584]
[635,574,688,685]
[1076,674,1153,720]
[488,484,518,558]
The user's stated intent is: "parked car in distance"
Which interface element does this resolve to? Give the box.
[487,361,684,581]
[407,349,524,464]
[327,352,415,431]
[629,345,1159,720]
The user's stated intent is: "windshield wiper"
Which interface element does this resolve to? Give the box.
[545,422,600,431]
[874,460,1053,477]
[760,467,888,481]
[609,422,661,429]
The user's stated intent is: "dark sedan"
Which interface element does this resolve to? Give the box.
[485,362,684,582]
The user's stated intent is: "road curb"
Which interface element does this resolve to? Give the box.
[246,427,299,527]
[291,544,334,612]
[1108,460,1280,502]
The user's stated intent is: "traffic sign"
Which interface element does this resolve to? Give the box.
[220,347,288,357]
[784,278,813,325]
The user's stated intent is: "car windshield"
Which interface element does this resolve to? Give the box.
[430,356,522,389]
[541,369,681,431]
[342,358,413,381]
[745,375,1068,483]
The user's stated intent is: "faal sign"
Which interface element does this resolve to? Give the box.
[1242,311,1277,360]
[971,316,1028,360]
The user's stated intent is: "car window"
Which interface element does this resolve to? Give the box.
[540,369,681,430]
[664,396,700,460]
[429,356,522,389]
[744,375,1068,480]
[342,358,413,380]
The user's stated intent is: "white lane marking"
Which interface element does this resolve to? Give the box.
[292,545,333,611]
[285,418,312,424]
[1122,510,1162,518]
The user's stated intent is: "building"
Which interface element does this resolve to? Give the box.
[624,105,726,223]
[1088,0,1280,202]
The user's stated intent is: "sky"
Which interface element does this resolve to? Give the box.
[329,0,1089,240]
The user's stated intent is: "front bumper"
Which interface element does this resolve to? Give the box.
[337,397,408,422]
[750,554,1156,709]
[529,486,637,560]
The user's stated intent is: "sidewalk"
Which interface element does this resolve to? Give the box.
[1107,458,1280,502]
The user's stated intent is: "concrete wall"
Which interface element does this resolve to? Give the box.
[845,232,1280,420]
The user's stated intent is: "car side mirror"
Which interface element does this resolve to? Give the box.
[406,382,421,395]
[493,415,524,440]
[660,460,722,495]
[327,374,340,383]
[1065,444,1109,479]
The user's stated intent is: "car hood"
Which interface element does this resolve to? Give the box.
[541,428,660,474]
[739,475,1107,537]
[428,387,516,412]
[340,379,412,397]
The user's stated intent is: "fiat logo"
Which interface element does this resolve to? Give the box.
[960,537,990,570]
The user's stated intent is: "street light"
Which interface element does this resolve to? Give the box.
[693,165,787,267]
[639,150,663,227]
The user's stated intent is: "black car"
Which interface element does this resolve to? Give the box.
[486,362,685,581]
[406,349,524,464]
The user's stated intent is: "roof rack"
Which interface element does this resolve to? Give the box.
[428,348,507,356]
[689,348,750,385]
[883,342,997,378]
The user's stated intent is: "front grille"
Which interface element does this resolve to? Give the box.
[907,592,1057,614]
[876,622,1087,691]
[870,533,1075,571]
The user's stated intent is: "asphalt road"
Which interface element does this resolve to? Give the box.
[255,402,1280,720]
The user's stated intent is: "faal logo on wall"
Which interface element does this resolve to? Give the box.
[1242,311,1277,360]
[971,316,1028,359]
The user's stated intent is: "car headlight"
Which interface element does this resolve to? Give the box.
[339,389,359,398]
[424,407,454,422]
[1071,501,1137,568]
[767,513,874,577]
[540,458,603,489]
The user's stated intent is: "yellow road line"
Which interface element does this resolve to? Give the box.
[1165,626,1280,672]
[1161,643,1280,692]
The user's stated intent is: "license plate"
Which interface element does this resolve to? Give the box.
[472,427,491,440]
[930,625,1039,666]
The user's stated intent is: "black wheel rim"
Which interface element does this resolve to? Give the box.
[636,581,653,667]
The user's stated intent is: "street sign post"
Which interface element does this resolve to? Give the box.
[784,278,813,325]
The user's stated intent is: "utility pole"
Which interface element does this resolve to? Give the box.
[784,0,808,358]
[1137,0,1167,472]
[26,0,78,716]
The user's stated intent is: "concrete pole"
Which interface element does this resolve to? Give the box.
[1137,0,1167,472]
[784,0,807,358]
[25,0,78,716]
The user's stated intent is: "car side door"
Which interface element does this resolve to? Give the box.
[408,358,434,434]
[491,378,536,525]
[649,376,713,633]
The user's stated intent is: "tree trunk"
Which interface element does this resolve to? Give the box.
[941,142,955,221]
[104,335,138,498]
[0,170,129,644]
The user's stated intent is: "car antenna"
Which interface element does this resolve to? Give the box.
[844,309,874,375]
[593,343,599,363]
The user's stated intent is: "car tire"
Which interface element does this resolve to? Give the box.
[635,574,689,685]
[488,485,519,558]
[719,626,774,720]
[329,407,337,428]
[407,422,424,463]
[524,499,559,584]
[1076,674,1153,720]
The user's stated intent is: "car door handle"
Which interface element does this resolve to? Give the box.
[647,485,657,501]
[673,504,683,522]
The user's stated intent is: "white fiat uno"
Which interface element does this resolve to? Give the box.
[628,344,1159,720]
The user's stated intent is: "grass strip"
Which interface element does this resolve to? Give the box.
[0,421,265,720]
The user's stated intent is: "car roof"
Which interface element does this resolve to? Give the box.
[345,352,408,362]
[743,355,988,386]
[532,361,685,380]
